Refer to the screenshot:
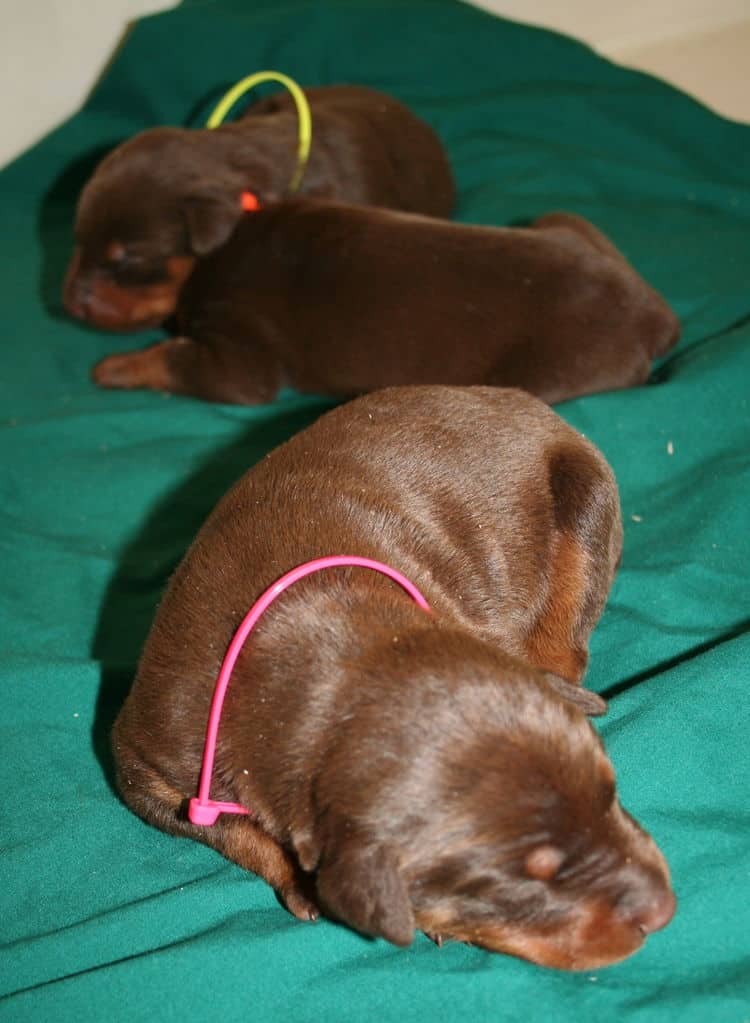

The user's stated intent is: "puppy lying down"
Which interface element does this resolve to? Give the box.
[64,84,454,330]
[113,386,674,969]
[81,201,679,407]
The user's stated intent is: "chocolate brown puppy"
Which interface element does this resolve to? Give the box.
[112,386,675,970]
[64,85,454,330]
[89,201,679,405]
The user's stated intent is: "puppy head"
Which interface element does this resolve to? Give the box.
[308,645,674,970]
[63,127,265,330]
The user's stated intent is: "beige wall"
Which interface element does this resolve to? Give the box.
[472,0,750,124]
[2,0,175,167]
[471,0,748,50]
[1,0,748,169]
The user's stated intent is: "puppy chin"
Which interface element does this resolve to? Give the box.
[64,254,193,331]
[415,886,676,971]
[64,277,177,331]
[483,936,643,972]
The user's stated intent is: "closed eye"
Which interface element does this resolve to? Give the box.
[107,251,170,285]
[105,241,154,271]
[106,240,128,265]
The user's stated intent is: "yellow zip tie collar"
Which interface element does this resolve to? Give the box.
[206,71,312,195]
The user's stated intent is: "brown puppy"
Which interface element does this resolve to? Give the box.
[112,386,675,970]
[87,201,679,406]
[64,85,454,330]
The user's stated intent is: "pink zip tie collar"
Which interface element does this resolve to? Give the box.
[188,555,431,826]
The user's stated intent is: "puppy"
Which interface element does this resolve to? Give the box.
[85,201,679,405]
[64,85,454,330]
[112,386,675,970]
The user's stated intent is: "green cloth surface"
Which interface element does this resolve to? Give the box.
[1,1,749,1019]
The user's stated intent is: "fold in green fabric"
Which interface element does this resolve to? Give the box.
[0,1,748,1020]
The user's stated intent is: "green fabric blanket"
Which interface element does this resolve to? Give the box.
[1,1,748,1019]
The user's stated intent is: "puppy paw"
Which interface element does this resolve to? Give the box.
[92,352,143,389]
[282,881,320,922]
[92,342,178,392]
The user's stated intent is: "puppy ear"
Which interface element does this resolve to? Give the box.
[316,838,415,946]
[542,673,608,716]
[182,193,242,256]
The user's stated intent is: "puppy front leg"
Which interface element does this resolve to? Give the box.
[524,443,622,685]
[92,336,281,405]
[114,740,318,920]
[210,816,320,922]
[523,531,592,684]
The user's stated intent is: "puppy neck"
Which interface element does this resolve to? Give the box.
[202,120,300,200]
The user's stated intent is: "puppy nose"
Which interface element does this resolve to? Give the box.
[619,885,676,935]
[63,248,90,319]
[63,278,91,319]
[636,888,676,934]
[65,290,90,320]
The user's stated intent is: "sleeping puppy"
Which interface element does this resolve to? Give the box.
[112,386,675,970]
[85,201,679,406]
[63,85,454,330]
